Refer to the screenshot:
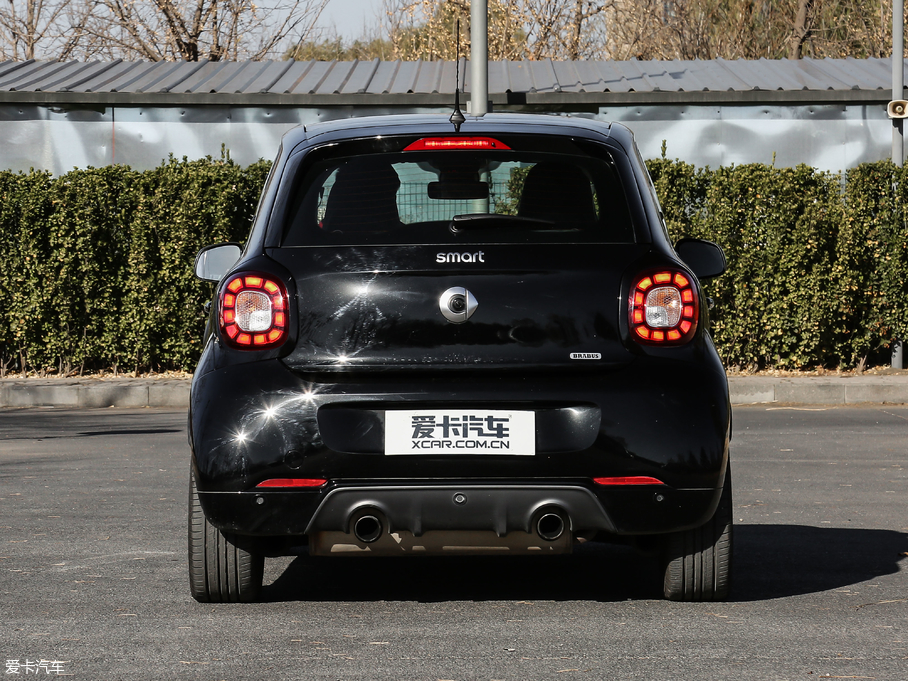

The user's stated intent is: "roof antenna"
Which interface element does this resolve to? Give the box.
[450,18,465,133]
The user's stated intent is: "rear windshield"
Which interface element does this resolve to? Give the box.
[280,143,636,246]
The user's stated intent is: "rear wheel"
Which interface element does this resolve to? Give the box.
[662,467,732,601]
[188,473,264,603]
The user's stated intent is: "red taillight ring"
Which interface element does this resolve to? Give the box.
[219,273,289,350]
[629,269,699,346]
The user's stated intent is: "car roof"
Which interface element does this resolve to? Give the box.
[280,113,636,153]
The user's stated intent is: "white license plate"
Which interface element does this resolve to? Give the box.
[384,410,535,456]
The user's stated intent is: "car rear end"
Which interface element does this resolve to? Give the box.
[188,114,731,602]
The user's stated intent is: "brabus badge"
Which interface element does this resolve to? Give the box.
[570,353,601,360]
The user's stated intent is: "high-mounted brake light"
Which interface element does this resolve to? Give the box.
[220,273,289,349]
[629,269,699,345]
[255,478,327,488]
[403,137,511,151]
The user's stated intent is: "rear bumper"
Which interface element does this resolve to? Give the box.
[198,481,720,538]
[190,343,729,540]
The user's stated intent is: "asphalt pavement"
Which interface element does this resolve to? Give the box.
[2,373,908,408]
[1,406,906,679]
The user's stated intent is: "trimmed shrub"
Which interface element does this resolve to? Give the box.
[0,155,906,375]
[649,158,903,370]
[0,157,269,376]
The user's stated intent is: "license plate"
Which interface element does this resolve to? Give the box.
[384,409,535,456]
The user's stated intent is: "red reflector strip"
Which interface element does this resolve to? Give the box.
[403,136,512,151]
[255,478,328,488]
[593,476,666,486]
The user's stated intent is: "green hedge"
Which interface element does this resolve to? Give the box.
[0,156,270,375]
[0,155,906,375]
[647,157,908,370]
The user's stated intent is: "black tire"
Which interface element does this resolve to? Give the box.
[188,473,264,603]
[662,467,733,601]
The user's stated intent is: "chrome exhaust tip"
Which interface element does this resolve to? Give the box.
[352,514,383,544]
[536,512,566,542]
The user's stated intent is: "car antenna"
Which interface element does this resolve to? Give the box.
[450,18,466,133]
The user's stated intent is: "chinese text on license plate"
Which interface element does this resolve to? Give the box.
[384,410,535,456]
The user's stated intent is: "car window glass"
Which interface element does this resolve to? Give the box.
[633,144,671,241]
[283,149,635,246]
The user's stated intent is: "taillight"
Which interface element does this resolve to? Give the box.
[220,273,289,349]
[403,137,511,151]
[629,270,699,345]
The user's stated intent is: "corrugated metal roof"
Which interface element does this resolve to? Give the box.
[0,57,901,106]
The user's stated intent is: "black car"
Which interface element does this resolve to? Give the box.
[188,113,731,603]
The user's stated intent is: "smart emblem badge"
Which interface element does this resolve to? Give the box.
[439,287,478,323]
